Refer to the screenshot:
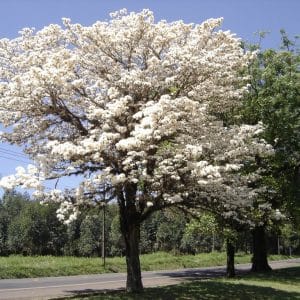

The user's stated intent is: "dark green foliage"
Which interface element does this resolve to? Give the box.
[78,215,102,257]
[63,218,82,256]
[0,191,30,255]
[77,209,114,257]
[238,33,300,271]
[109,215,125,257]
[180,213,220,254]
[2,190,30,218]
[243,33,300,224]
[156,210,186,253]
[7,210,31,254]
[6,196,67,255]
[0,202,9,255]
[43,203,68,255]
[140,211,164,254]
[0,191,298,257]
[278,223,300,255]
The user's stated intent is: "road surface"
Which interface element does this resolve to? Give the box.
[0,258,299,300]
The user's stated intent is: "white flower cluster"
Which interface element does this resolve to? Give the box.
[0,9,272,225]
[0,165,44,190]
[56,200,79,225]
[273,209,285,221]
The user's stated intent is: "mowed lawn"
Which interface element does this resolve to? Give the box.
[0,252,296,279]
[58,266,300,300]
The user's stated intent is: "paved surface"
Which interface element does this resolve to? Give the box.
[0,258,299,300]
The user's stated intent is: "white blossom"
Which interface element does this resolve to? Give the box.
[273,209,285,221]
[0,9,271,226]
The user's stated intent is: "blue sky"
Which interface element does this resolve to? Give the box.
[0,0,299,190]
[1,0,299,46]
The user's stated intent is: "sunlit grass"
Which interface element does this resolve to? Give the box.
[0,252,296,279]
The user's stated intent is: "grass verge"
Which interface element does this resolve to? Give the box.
[56,266,300,299]
[0,252,297,279]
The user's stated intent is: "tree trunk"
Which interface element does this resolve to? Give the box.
[123,221,143,292]
[118,184,143,293]
[251,225,272,272]
[226,239,235,277]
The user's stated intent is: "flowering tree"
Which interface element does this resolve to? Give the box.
[0,10,271,292]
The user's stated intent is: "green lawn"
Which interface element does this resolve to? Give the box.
[0,252,296,279]
[56,266,300,300]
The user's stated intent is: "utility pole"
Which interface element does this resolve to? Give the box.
[102,204,106,268]
[212,232,215,252]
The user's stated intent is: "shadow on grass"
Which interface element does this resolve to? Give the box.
[59,281,300,300]
[55,266,300,300]
[141,281,298,300]
[158,267,228,279]
[245,266,300,285]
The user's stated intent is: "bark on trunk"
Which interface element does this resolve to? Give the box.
[123,222,143,292]
[226,239,235,278]
[251,225,272,272]
[119,183,143,293]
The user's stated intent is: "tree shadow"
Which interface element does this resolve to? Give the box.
[52,288,126,300]
[56,280,299,300]
[143,281,300,300]
[54,266,300,300]
[245,266,300,285]
[158,267,249,280]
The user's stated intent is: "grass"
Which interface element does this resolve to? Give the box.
[55,266,300,299]
[0,251,296,279]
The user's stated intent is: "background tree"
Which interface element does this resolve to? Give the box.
[109,214,125,257]
[156,210,186,253]
[63,216,82,256]
[242,31,300,271]
[4,195,67,255]
[78,215,102,257]
[139,210,163,254]
[1,191,30,254]
[0,200,9,255]
[180,213,219,254]
[279,222,300,256]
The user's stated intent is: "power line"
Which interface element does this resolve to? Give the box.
[0,146,29,157]
[0,154,31,164]
[0,149,29,159]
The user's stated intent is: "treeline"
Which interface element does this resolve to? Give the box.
[0,191,299,257]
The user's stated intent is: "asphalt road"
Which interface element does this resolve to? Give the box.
[0,258,299,300]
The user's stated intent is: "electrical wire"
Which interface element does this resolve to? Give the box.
[0,145,31,165]
[0,149,29,159]
[0,146,29,156]
[0,154,31,164]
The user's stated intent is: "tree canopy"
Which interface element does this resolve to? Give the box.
[243,32,300,225]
